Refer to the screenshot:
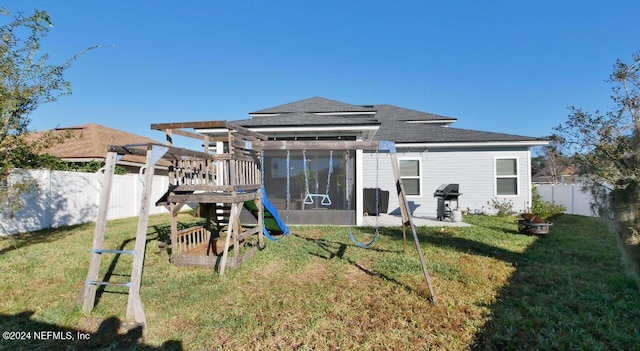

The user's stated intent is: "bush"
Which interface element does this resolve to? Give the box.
[488,198,514,217]
[530,187,566,219]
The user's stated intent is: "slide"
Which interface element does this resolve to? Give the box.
[244,186,290,241]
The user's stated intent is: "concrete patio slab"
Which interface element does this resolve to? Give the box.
[361,213,472,227]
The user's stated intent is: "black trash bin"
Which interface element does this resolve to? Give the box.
[363,188,389,216]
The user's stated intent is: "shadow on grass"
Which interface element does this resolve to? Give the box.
[0,222,94,256]
[0,311,183,350]
[422,231,523,263]
[293,232,423,297]
[302,216,639,349]
[92,221,199,308]
[470,215,640,350]
[355,225,523,264]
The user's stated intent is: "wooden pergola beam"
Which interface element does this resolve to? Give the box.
[168,128,206,141]
[226,122,267,140]
[108,143,218,160]
[151,121,229,130]
[150,121,268,142]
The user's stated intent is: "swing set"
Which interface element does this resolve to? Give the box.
[254,139,436,302]
[79,121,436,326]
[263,148,381,248]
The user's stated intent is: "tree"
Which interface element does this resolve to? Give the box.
[0,8,95,215]
[531,137,572,184]
[554,52,640,291]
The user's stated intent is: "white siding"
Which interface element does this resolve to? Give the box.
[362,147,533,217]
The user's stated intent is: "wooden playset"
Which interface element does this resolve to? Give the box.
[78,121,436,326]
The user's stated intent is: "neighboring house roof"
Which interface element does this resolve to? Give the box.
[37,123,167,167]
[534,164,578,177]
[238,97,548,146]
[532,164,579,183]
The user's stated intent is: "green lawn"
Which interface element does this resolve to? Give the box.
[0,213,638,350]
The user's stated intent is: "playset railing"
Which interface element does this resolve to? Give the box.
[168,154,261,193]
[175,225,211,255]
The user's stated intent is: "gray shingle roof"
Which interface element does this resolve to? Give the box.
[373,104,456,122]
[237,112,379,127]
[244,97,546,144]
[374,122,545,143]
[251,97,375,114]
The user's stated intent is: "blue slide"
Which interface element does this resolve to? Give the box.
[244,186,290,241]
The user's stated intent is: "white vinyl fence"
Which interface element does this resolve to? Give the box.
[535,183,595,217]
[0,169,186,235]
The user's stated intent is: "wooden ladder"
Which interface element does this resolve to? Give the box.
[382,141,437,303]
[78,144,169,325]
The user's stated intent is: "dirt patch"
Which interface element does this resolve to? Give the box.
[291,260,330,284]
[299,228,328,240]
[257,258,286,278]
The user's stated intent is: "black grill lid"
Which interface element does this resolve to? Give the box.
[434,184,460,197]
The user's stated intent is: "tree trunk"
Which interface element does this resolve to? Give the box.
[610,183,640,291]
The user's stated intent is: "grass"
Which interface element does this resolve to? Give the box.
[0,213,638,350]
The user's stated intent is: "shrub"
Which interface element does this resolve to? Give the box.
[530,187,566,219]
[488,198,514,217]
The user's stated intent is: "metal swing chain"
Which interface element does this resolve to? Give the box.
[345,151,352,230]
[302,149,310,195]
[260,149,266,234]
[325,150,333,199]
[375,149,379,234]
[347,150,380,248]
[286,150,290,224]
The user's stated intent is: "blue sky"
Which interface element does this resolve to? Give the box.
[3,1,640,147]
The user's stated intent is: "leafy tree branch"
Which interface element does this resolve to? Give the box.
[0,8,96,214]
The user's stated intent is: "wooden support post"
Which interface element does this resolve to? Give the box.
[126,145,169,325]
[402,224,407,252]
[169,202,178,262]
[219,203,237,275]
[233,203,240,268]
[165,129,173,146]
[389,151,437,303]
[205,205,216,255]
[80,152,117,313]
[171,203,186,217]
[257,194,265,249]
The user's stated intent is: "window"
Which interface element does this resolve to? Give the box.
[495,158,518,195]
[399,159,421,196]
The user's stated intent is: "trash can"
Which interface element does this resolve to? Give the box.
[363,188,389,216]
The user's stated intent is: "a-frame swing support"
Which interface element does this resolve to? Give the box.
[78,144,169,325]
[254,139,437,303]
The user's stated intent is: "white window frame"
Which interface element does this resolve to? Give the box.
[494,157,519,196]
[399,157,422,197]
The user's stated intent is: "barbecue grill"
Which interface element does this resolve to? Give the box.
[433,184,462,221]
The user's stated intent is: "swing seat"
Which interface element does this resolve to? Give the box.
[303,193,332,206]
[349,231,379,248]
